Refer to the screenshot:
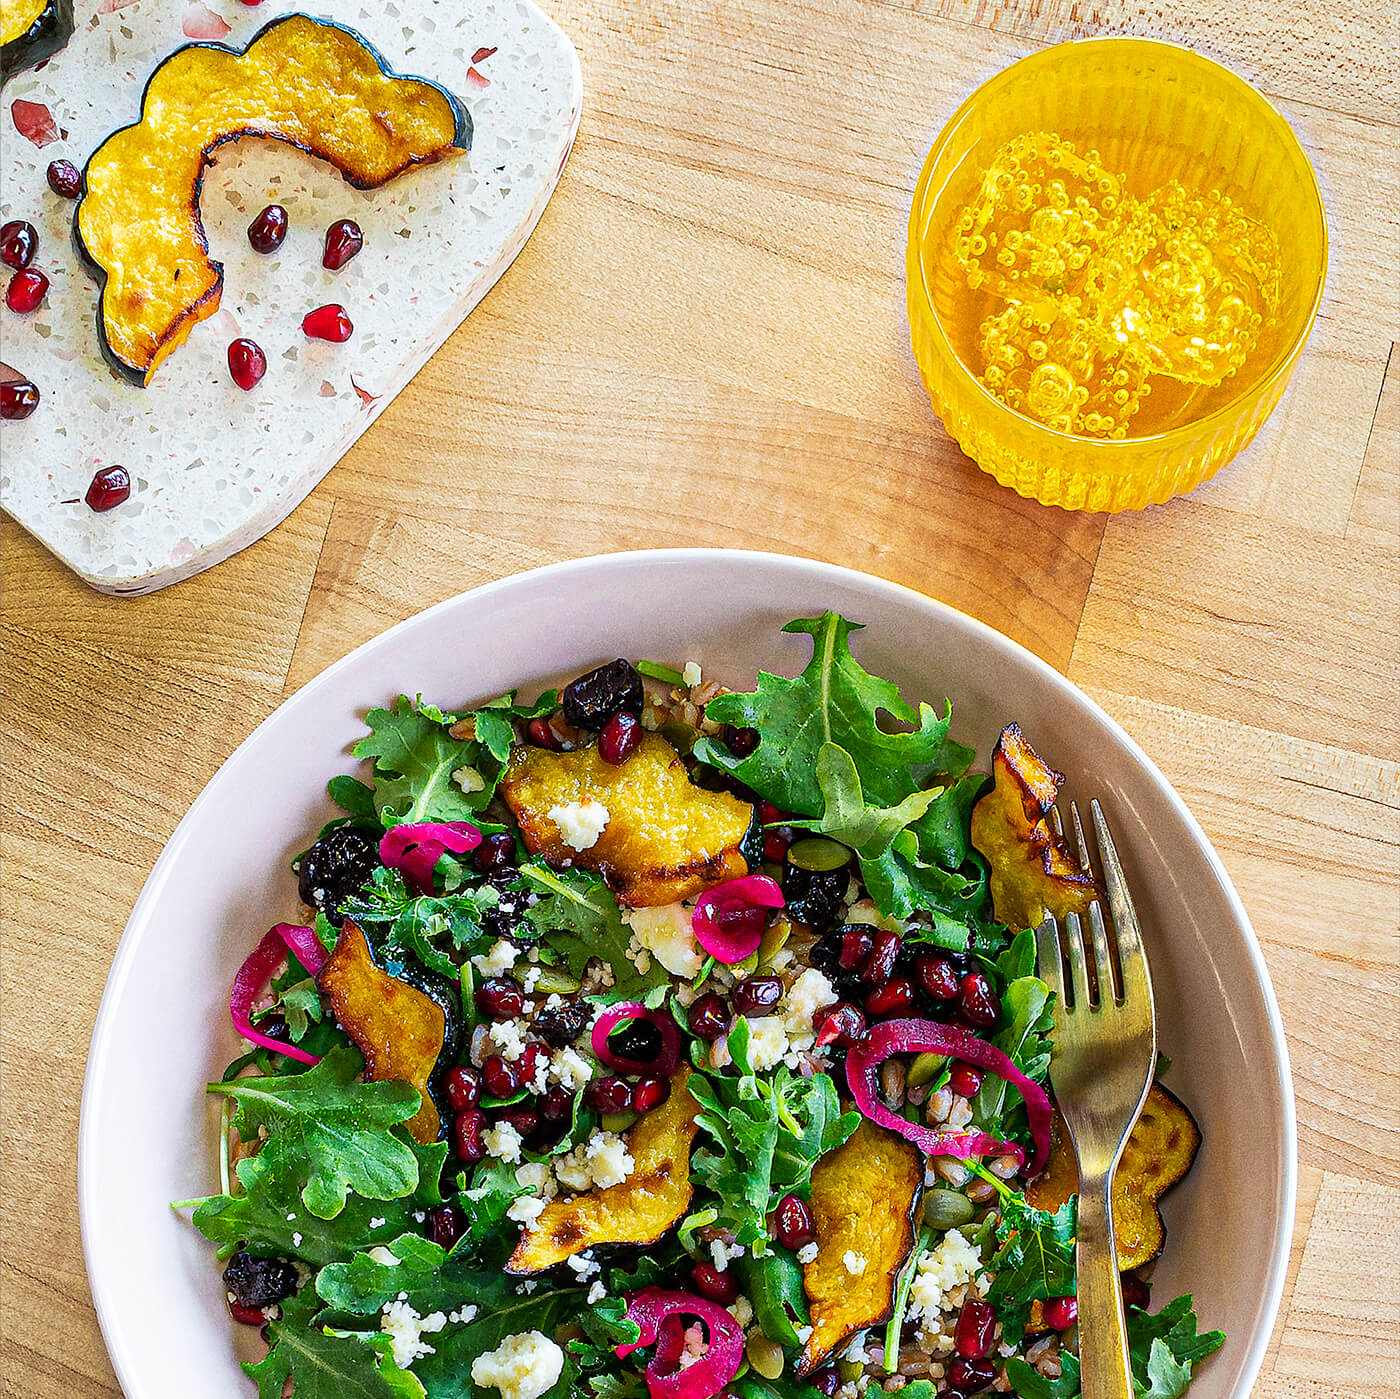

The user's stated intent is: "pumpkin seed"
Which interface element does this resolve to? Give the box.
[837,1357,865,1383]
[747,1334,786,1380]
[906,1051,948,1088]
[532,966,582,995]
[599,1111,639,1133]
[786,836,853,873]
[758,915,794,966]
[922,1189,976,1230]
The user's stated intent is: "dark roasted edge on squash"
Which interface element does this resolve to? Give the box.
[1,0,73,83]
[70,13,473,385]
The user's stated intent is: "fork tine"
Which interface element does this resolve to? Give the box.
[1048,805,1065,840]
[1034,916,1064,1004]
[1069,801,1092,871]
[1092,799,1152,1007]
[1074,801,1118,1002]
[1062,912,1093,1010]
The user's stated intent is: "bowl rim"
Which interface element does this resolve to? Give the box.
[906,35,1330,456]
[78,546,1298,1399]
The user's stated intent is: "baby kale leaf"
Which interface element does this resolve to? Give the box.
[1127,1294,1226,1398]
[353,697,490,826]
[1001,1354,1081,1399]
[341,866,499,979]
[984,1192,1078,1344]
[317,1234,485,1317]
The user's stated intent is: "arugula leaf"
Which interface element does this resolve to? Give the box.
[207,1047,421,1218]
[860,831,999,950]
[974,937,1055,1141]
[1127,1294,1226,1397]
[694,613,973,817]
[341,867,499,980]
[983,1190,1077,1344]
[519,864,669,1002]
[1002,1354,1081,1399]
[907,771,988,870]
[317,1234,484,1317]
[328,775,383,827]
[353,697,492,825]
[454,1156,530,1260]
[245,1291,424,1399]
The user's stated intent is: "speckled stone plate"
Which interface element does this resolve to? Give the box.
[0,0,581,593]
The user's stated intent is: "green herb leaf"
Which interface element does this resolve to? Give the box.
[353,697,491,825]
[341,867,500,979]
[328,775,383,827]
[207,1047,421,1219]
[317,1234,485,1317]
[984,1192,1078,1344]
[1126,1294,1225,1397]
[1002,1353,1081,1399]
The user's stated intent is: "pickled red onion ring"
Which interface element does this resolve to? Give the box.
[690,875,784,964]
[229,923,328,1066]
[617,1288,745,1399]
[379,821,481,894]
[592,1002,681,1077]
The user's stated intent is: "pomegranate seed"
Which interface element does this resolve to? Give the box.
[1043,1295,1077,1330]
[475,976,524,1019]
[427,1203,466,1248]
[914,954,961,1001]
[957,972,1001,1029]
[6,268,48,314]
[239,0,265,6]
[954,1299,997,1358]
[814,1002,864,1048]
[763,829,792,862]
[444,1065,481,1112]
[687,993,731,1040]
[227,338,267,391]
[481,1055,520,1098]
[228,1300,268,1326]
[454,1108,487,1162]
[500,1104,540,1137]
[583,1075,633,1113]
[46,159,81,199]
[0,220,37,270]
[1121,1275,1151,1310]
[809,1371,840,1398]
[949,1063,984,1097]
[733,976,782,1016]
[773,1193,815,1250]
[518,1041,549,1088]
[598,710,641,765]
[865,978,916,1017]
[474,831,516,874]
[1,379,40,420]
[757,800,785,824]
[539,1085,573,1122]
[527,716,561,749]
[302,303,353,342]
[247,204,288,254]
[861,930,902,987]
[722,724,760,757]
[322,218,364,270]
[691,1262,739,1304]
[85,465,131,512]
[945,1357,995,1393]
[838,926,875,970]
[632,1077,669,1113]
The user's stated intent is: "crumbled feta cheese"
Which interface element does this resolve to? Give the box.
[550,1045,594,1090]
[470,1330,565,1399]
[682,661,703,687]
[554,1130,635,1193]
[795,1324,813,1344]
[508,1194,549,1227]
[368,1217,386,1229]
[291,1232,303,1247]
[516,1160,556,1197]
[452,765,486,794]
[484,1121,524,1164]
[489,1018,529,1062]
[566,1252,601,1279]
[710,1239,730,1273]
[449,1305,479,1325]
[548,799,610,852]
[523,966,542,992]
[380,1299,448,1370]
[473,939,520,977]
[907,1229,983,1331]
[796,1242,819,1265]
[782,967,839,1034]
[843,1250,869,1276]
[844,898,905,935]
[728,1295,755,1328]
[587,1279,607,1304]
[745,1016,792,1071]
[623,902,703,977]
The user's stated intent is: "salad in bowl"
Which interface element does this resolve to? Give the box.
[180,611,1222,1399]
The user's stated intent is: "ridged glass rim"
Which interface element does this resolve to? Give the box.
[907,36,1329,461]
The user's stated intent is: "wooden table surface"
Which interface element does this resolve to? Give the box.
[3,1,1396,1394]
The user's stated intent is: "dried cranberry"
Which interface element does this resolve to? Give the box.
[227,337,267,391]
[223,1251,298,1309]
[691,1261,739,1304]
[861,930,902,987]
[474,832,516,875]
[539,1085,573,1121]
[533,1000,589,1048]
[500,1104,540,1137]
[427,1203,466,1248]
[721,724,760,757]
[297,827,379,923]
[1043,1295,1077,1330]
[956,972,1000,1029]
[914,954,961,1000]
[954,1298,996,1358]
[687,993,731,1040]
[454,1108,487,1162]
[518,1041,549,1088]
[1121,1275,1151,1311]
[633,1077,669,1113]
[781,860,846,929]
[809,1370,840,1398]
[0,220,37,270]
[945,1356,996,1393]
[6,268,47,314]
[481,1055,520,1098]
[228,1300,268,1325]
[813,1002,864,1048]
[1,379,39,420]
[84,465,130,512]
[607,1018,664,1064]
[302,303,353,342]
[598,710,642,765]
[733,976,782,1016]
[444,1065,482,1112]
[772,1193,815,1250]
[865,978,916,1017]
[583,1075,633,1113]
[949,1063,984,1098]
[247,204,288,254]
[561,659,644,730]
[838,925,876,970]
[322,218,363,270]
[46,159,81,199]
[527,716,561,749]
[475,977,524,1020]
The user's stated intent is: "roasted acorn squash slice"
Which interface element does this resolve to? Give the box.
[507,1069,699,1273]
[969,724,1098,932]
[500,732,753,907]
[1027,1084,1201,1271]
[73,15,471,385]
[797,1120,923,1375]
[316,920,461,1145]
[1,0,72,82]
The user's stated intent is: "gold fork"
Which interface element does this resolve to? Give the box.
[1035,800,1157,1399]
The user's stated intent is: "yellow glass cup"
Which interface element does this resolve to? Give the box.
[906,39,1327,512]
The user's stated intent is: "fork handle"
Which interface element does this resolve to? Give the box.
[1076,1172,1134,1399]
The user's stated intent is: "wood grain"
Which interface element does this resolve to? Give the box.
[2,0,1397,1394]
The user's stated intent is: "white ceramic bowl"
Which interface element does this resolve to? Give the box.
[80,549,1295,1399]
